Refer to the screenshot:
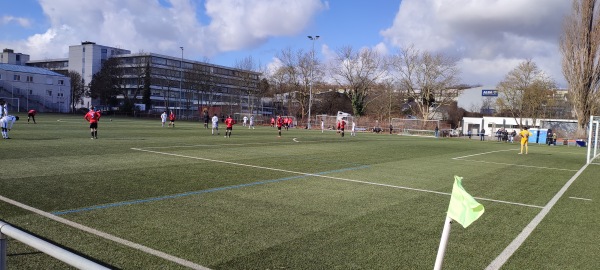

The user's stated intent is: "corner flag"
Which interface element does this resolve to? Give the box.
[447,176,484,228]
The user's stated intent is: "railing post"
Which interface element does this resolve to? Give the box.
[0,227,7,270]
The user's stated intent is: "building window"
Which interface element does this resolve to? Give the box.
[26,76,33,82]
[0,74,2,80]
[57,92,64,97]
[58,80,64,85]
[13,74,21,81]
[47,90,53,96]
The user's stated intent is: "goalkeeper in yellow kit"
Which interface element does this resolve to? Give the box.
[518,127,533,154]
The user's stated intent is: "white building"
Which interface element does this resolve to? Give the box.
[0,63,71,113]
[27,42,261,116]
[1,49,30,65]
[28,41,130,108]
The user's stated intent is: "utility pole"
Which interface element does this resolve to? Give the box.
[307,35,320,129]
[179,46,184,117]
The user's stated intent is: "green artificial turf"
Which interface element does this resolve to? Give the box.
[0,113,597,269]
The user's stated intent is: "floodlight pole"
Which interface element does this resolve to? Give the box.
[179,46,184,117]
[307,35,319,129]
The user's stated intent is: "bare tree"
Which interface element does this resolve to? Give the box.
[560,0,600,131]
[365,79,400,122]
[329,46,387,116]
[495,60,556,128]
[273,47,313,120]
[67,70,85,112]
[235,56,260,115]
[390,46,461,120]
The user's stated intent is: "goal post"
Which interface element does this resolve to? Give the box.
[587,115,600,164]
[390,118,440,136]
[315,112,354,131]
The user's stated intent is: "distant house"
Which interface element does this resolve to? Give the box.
[0,63,70,113]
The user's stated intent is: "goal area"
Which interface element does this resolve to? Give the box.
[587,115,600,164]
[315,113,354,131]
[390,118,440,136]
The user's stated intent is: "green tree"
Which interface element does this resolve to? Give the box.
[67,70,85,112]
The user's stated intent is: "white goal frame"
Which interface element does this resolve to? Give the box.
[390,118,440,136]
[315,114,354,131]
[587,115,600,164]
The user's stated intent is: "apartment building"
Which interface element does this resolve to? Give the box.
[27,42,261,116]
[0,63,71,113]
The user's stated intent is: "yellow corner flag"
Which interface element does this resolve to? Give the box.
[447,176,484,228]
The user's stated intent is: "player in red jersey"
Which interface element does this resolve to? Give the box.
[27,109,37,124]
[168,111,176,127]
[84,106,101,139]
[276,115,284,137]
[225,115,234,138]
[338,119,346,137]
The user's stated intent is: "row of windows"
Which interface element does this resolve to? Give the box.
[10,87,65,97]
[149,56,258,80]
[4,74,65,85]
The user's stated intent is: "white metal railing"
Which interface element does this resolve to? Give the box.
[0,221,110,270]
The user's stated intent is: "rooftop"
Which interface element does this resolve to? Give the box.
[0,63,66,77]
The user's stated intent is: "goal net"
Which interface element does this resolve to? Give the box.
[587,115,600,164]
[390,118,440,136]
[315,112,354,131]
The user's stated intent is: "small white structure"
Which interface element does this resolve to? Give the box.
[462,116,540,137]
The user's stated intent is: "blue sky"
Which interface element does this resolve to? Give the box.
[1,0,571,87]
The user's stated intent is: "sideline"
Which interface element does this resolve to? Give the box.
[0,195,210,270]
[131,148,543,209]
[485,162,590,269]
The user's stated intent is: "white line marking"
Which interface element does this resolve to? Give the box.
[452,149,578,172]
[569,196,592,201]
[454,159,579,172]
[293,138,300,143]
[131,148,543,209]
[485,162,590,270]
[0,195,210,270]
[453,149,517,159]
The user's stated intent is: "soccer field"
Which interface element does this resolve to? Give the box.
[0,113,598,269]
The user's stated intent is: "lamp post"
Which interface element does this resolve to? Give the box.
[307,35,319,129]
[179,46,183,117]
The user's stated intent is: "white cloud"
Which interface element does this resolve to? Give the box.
[205,0,326,51]
[6,0,326,60]
[381,0,570,86]
[1,16,32,27]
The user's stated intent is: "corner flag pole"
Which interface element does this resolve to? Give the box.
[434,216,452,270]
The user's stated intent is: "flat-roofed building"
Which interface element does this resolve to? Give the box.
[0,63,71,113]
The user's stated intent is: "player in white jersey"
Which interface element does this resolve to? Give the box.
[1,115,19,139]
[351,121,356,136]
[211,114,220,135]
[0,99,7,118]
[242,116,248,127]
[249,115,255,129]
[160,111,167,127]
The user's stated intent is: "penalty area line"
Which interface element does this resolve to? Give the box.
[485,162,591,270]
[131,148,543,209]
